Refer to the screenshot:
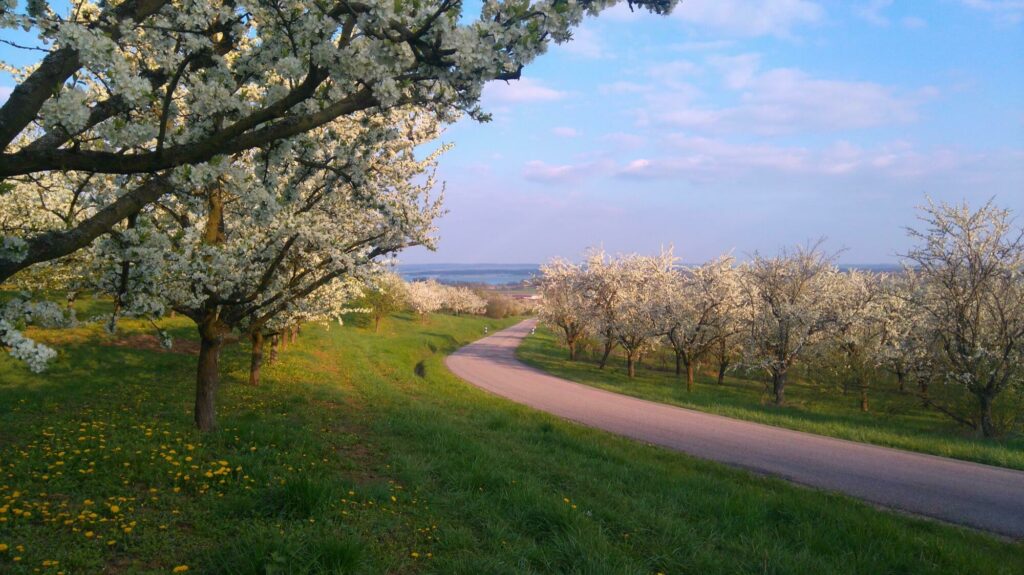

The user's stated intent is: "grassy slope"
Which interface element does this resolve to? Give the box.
[0,312,1020,573]
[517,327,1024,470]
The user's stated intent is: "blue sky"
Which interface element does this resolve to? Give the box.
[405,0,1024,264]
[2,1,1021,264]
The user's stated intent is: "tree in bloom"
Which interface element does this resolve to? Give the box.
[877,271,938,396]
[737,241,842,405]
[82,109,443,430]
[0,0,677,283]
[405,279,445,319]
[363,271,409,333]
[442,286,487,316]
[536,258,590,360]
[661,255,738,391]
[604,250,676,378]
[902,199,1024,437]
[826,270,885,412]
[580,249,623,368]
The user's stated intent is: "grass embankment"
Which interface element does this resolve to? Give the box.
[0,310,1022,573]
[517,326,1024,470]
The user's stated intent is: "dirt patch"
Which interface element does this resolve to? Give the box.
[103,334,200,356]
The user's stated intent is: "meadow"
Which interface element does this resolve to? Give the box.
[517,327,1024,470]
[0,308,1022,573]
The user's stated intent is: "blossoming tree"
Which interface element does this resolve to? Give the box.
[537,258,590,360]
[662,255,739,391]
[902,200,1024,437]
[83,109,444,430]
[0,0,677,283]
[737,242,842,405]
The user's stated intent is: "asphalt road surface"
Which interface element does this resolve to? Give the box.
[445,319,1024,538]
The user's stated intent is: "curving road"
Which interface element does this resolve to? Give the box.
[446,319,1024,538]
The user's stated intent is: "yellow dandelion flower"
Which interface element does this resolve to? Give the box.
[109,505,120,513]
[172,566,190,573]
[0,543,7,552]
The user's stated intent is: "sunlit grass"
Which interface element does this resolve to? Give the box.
[0,312,1021,573]
[517,326,1024,470]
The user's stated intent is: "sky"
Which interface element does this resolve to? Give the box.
[403,0,1024,264]
[1,1,1022,265]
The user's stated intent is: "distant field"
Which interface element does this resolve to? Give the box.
[517,326,1024,471]
[1,313,1021,573]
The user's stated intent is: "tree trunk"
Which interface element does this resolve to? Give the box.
[290,325,298,344]
[979,393,996,438]
[674,352,683,376]
[598,339,615,370]
[374,315,382,333]
[772,371,786,405]
[686,360,695,393]
[195,322,224,432]
[567,339,577,361]
[248,331,265,386]
[626,351,636,378]
[717,359,728,385]
[268,334,279,365]
[859,384,869,412]
[896,369,905,393]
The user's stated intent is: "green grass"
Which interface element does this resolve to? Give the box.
[517,327,1024,470]
[0,312,1021,573]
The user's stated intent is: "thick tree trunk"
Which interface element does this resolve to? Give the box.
[896,369,905,393]
[248,331,265,386]
[598,339,615,370]
[979,394,996,438]
[686,361,695,393]
[717,359,728,385]
[674,353,683,376]
[567,339,577,361]
[626,351,637,378]
[195,323,224,432]
[290,325,298,344]
[772,371,786,405]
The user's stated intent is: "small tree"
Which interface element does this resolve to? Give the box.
[581,249,623,369]
[606,251,676,378]
[829,271,885,412]
[406,279,445,320]
[738,241,841,405]
[364,272,408,332]
[903,199,1024,437]
[662,255,738,391]
[537,258,590,360]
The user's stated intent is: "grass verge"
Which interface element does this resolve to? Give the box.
[517,326,1024,470]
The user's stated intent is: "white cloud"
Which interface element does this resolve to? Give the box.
[959,0,1024,24]
[561,26,605,59]
[552,127,579,138]
[601,132,647,149]
[599,81,653,95]
[482,78,567,104]
[674,0,824,37]
[902,16,927,28]
[523,159,612,184]
[855,0,893,26]
[649,57,932,134]
[614,136,1019,184]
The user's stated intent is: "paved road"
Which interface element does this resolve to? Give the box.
[446,319,1024,538]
